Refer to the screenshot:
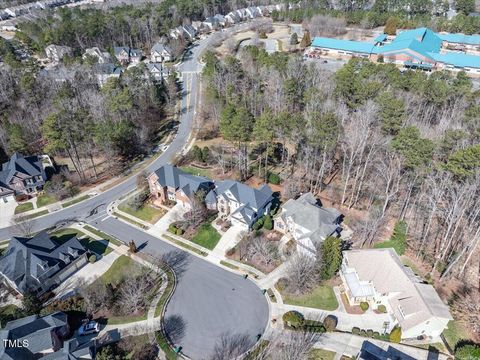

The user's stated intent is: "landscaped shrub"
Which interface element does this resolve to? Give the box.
[360,302,369,311]
[366,329,374,337]
[282,311,304,328]
[373,332,380,338]
[276,278,288,291]
[226,248,235,256]
[176,228,184,236]
[263,214,273,230]
[267,172,281,185]
[359,329,367,337]
[89,254,96,263]
[168,224,177,234]
[322,315,337,332]
[377,305,387,313]
[389,327,402,343]
[252,219,263,230]
[455,344,480,360]
[352,327,361,335]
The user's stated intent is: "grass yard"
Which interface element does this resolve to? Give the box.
[50,228,86,244]
[25,209,49,219]
[155,331,179,360]
[114,212,147,228]
[98,255,142,286]
[309,349,336,360]
[62,195,90,208]
[154,268,175,317]
[36,194,57,207]
[282,285,339,311]
[190,223,221,250]
[179,166,212,178]
[104,313,147,325]
[374,240,403,254]
[119,200,165,223]
[163,235,208,256]
[83,225,122,246]
[443,320,471,350]
[14,202,33,214]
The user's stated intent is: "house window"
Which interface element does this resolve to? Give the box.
[168,192,175,201]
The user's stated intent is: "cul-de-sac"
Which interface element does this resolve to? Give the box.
[0,0,479,359]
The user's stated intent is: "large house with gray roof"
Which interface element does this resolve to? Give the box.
[340,248,453,340]
[0,312,95,359]
[0,153,47,202]
[274,192,342,256]
[0,231,88,296]
[211,180,273,228]
[148,165,214,208]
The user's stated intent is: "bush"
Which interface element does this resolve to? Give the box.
[455,344,480,360]
[322,315,337,332]
[352,327,361,335]
[359,329,367,337]
[252,219,263,230]
[282,311,304,328]
[360,302,369,311]
[373,332,380,339]
[168,224,177,234]
[366,329,374,337]
[176,228,184,236]
[89,254,96,263]
[263,214,273,230]
[377,304,387,313]
[267,172,281,185]
[276,278,288,291]
[389,327,402,343]
[226,247,235,256]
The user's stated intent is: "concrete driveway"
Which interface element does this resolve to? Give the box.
[211,224,246,258]
[147,203,188,234]
[0,197,17,228]
[53,250,120,300]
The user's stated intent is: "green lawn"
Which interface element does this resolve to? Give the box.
[119,200,165,223]
[50,228,112,255]
[163,235,208,256]
[154,268,175,317]
[309,348,336,360]
[179,166,212,178]
[443,320,471,350]
[25,209,49,219]
[104,313,147,325]
[374,240,403,254]
[190,223,221,250]
[282,285,339,311]
[36,194,57,207]
[114,212,147,228]
[155,331,179,360]
[83,226,122,246]
[14,202,33,214]
[98,255,142,286]
[62,195,90,208]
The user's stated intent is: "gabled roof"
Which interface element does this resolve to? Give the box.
[93,63,123,75]
[215,180,273,212]
[343,248,453,332]
[151,42,172,54]
[0,153,44,189]
[0,231,87,294]
[438,32,480,45]
[281,192,341,240]
[151,165,212,197]
[113,46,130,56]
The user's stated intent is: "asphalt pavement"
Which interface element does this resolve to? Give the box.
[0,29,270,359]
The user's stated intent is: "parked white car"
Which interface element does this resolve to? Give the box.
[78,321,100,336]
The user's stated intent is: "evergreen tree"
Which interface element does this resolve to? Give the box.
[377,92,405,135]
[320,236,342,280]
[300,31,311,48]
[290,32,298,45]
[384,16,398,35]
[22,291,42,315]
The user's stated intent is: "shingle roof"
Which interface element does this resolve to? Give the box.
[343,248,453,332]
[151,42,172,54]
[152,165,212,197]
[0,231,87,294]
[215,180,273,212]
[0,153,43,187]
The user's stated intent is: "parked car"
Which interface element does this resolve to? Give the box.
[78,321,100,336]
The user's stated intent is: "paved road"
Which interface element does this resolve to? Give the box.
[96,217,269,359]
[0,26,269,359]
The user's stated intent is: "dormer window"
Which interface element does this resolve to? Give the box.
[40,260,49,270]
[68,247,78,257]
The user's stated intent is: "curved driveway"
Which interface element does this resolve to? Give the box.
[0,25,269,359]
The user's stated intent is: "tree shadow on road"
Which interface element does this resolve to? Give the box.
[161,249,190,280]
[164,314,187,345]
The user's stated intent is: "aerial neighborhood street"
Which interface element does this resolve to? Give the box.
[0,0,479,360]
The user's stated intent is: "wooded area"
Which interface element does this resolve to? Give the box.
[200,47,480,295]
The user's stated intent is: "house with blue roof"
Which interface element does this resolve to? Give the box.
[309,27,480,75]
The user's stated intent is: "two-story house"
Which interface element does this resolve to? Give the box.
[0,153,47,202]
[0,312,95,359]
[0,231,88,296]
[210,180,273,229]
[148,165,214,208]
[340,248,453,340]
[274,192,342,256]
[114,46,142,65]
[150,43,174,63]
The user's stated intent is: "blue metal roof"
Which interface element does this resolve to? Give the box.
[437,33,480,46]
[374,33,387,43]
[311,37,375,54]
[429,52,480,69]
